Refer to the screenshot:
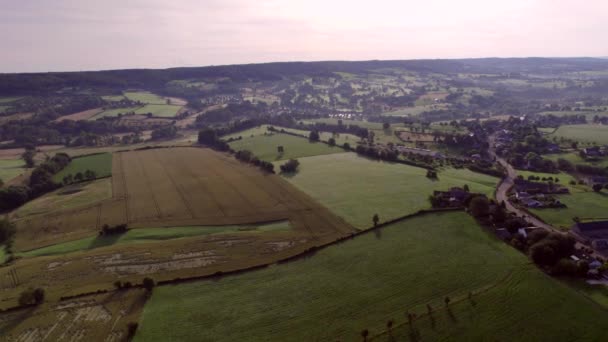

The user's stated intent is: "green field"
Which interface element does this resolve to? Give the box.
[136,212,608,341]
[124,91,168,104]
[547,124,608,144]
[279,153,498,228]
[381,104,448,117]
[545,151,608,168]
[228,133,345,162]
[91,106,140,119]
[134,104,181,117]
[0,97,21,104]
[14,178,112,218]
[516,170,608,229]
[101,95,126,102]
[0,158,26,183]
[18,221,291,257]
[53,153,112,183]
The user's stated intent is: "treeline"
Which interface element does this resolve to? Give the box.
[0,153,71,211]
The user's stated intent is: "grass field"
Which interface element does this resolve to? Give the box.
[124,91,168,104]
[52,152,112,183]
[13,178,112,219]
[381,104,448,117]
[0,158,26,183]
[101,95,126,101]
[279,153,498,228]
[228,132,345,162]
[545,151,608,168]
[0,96,21,104]
[134,104,182,117]
[18,221,291,258]
[547,124,608,144]
[516,170,608,229]
[136,211,608,341]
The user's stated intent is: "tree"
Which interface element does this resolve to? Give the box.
[444,296,451,306]
[143,277,155,292]
[463,184,470,192]
[280,159,300,173]
[383,122,390,129]
[328,138,336,146]
[74,172,84,182]
[277,145,284,154]
[386,319,394,333]
[0,219,16,245]
[361,329,369,342]
[309,130,320,142]
[114,280,123,290]
[18,288,45,306]
[593,183,603,192]
[469,196,490,218]
[373,214,379,226]
[343,142,351,150]
[84,170,96,180]
[63,174,73,185]
[21,148,36,168]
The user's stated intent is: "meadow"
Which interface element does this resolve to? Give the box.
[124,91,169,104]
[278,153,499,228]
[0,158,26,183]
[136,211,608,341]
[228,132,345,162]
[90,106,140,119]
[545,151,608,168]
[52,152,112,183]
[18,221,291,258]
[547,124,608,144]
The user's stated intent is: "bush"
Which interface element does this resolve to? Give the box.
[143,277,155,292]
[469,196,490,218]
[280,159,300,173]
[18,288,45,306]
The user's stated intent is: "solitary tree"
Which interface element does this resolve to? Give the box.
[373,214,379,227]
[143,277,155,292]
[383,122,390,130]
[277,145,284,154]
[463,184,470,192]
[427,304,432,314]
[361,329,369,342]
[444,296,451,307]
[387,319,394,333]
[328,138,336,146]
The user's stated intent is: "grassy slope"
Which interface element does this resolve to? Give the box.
[280,153,498,228]
[517,170,608,229]
[124,91,167,104]
[53,153,112,182]
[136,212,608,341]
[91,107,140,119]
[0,159,26,183]
[228,133,345,162]
[14,178,112,219]
[545,151,608,168]
[18,221,291,257]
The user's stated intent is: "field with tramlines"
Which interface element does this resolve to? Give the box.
[2,147,354,309]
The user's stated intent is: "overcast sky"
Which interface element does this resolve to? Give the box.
[1,0,607,73]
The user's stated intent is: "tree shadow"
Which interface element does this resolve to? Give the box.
[408,326,421,342]
[88,234,122,249]
[279,170,299,179]
[446,307,458,323]
[429,313,437,330]
[374,228,382,240]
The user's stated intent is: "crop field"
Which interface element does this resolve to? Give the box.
[0,158,26,183]
[278,153,498,228]
[0,289,148,341]
[54,108,103,122]
[547,124,608,144]
[135,211,608,341]
[228,132,345,162]
[2,147,354,306]
[18,221,292,258]
[52,152,112,183]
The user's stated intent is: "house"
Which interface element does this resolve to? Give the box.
[431,187,475,208]
[546,144,561,153]
[516,191,532,199]
[584,146,601,157]
[520,198,543,208]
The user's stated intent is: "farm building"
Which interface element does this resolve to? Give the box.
[572,220,608,248]
[431,187,473,207]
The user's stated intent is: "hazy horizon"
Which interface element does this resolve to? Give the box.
[2,0,607,73]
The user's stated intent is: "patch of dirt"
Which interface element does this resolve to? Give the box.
[103,256,225,275]
[265,240,296,252]
[54,108,103,122]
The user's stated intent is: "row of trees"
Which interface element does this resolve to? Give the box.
[62,170,97,185]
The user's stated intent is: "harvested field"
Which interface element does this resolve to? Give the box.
[53,108,103,122]
[0,290,147,342]
[4,147,354,306]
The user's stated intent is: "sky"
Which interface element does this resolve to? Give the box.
[1,0,607,73]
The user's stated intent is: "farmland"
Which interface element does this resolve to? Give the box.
[124,91,170,104]
[136,211,608,341]
[133,104,182,117]
[278,153,498,228]
[52,152,112,183]
[545,151,608,168]
[18,221,291,258]
[1,147,354,308]
[546,124,608,144]
[228,132,345,162]
[90,106,140,120]
[0,158,26,183]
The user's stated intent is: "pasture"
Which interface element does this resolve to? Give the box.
[134,104,182,117]
[90,106,140,120]
[279,153,498,228]
[136,211,608,341]
[52,152,112,183]
[228,132,345,162]
[545,151,608,168]
[0,158,26,183]
[547,124,608,144]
